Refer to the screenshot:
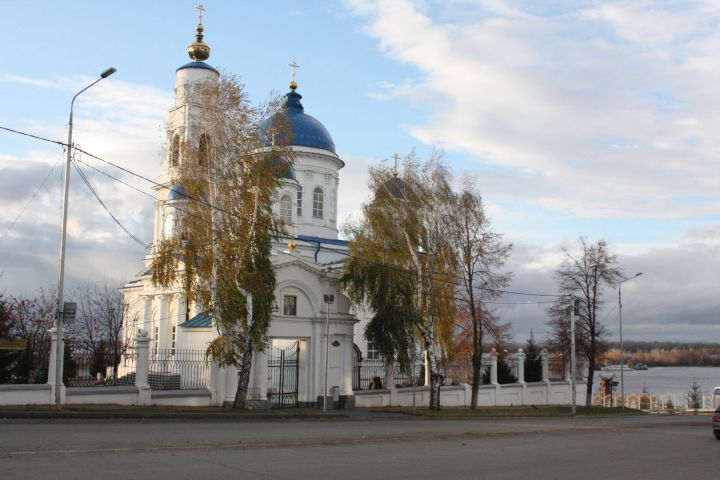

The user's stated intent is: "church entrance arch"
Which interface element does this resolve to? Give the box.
[267,340,300,408]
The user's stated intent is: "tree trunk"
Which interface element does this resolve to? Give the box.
[430,371,442,410]
[232,339,254,409]
[470,352,481,409]
[585,357,595,407]
[425,337,442,410]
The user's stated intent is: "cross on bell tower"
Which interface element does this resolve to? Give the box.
[391,153,401,177]
[196,4,206,24]
[289,60,300,90]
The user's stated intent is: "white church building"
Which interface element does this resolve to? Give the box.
[121,17,365,408]
[111,14,585,411]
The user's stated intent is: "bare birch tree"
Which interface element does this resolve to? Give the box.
[444,182,512,408]
[547,238,622,406]
[71,282,134,381]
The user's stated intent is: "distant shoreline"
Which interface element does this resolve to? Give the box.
[602,344,720,368]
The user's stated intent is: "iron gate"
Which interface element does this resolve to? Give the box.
[267,340,300,408]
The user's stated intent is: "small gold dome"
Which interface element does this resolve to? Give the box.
[188,23,210,61]
[289,80,298,90]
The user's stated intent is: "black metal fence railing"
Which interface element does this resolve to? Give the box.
[393,362,425,388]
[355,358,386,390]
[65,348,136,387]
[0,348,50,385]
[148,349,209,390]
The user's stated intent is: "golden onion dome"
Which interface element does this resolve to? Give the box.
[187,22,210,61]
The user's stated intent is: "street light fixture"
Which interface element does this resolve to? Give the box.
[323,292,334,413]
[54,67,116,409]
[618,272,642,412]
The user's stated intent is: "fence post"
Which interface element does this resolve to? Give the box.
[516,348,526,384]
[490,348,498,385]
[135,329,151,405]
[540,349,549,382]
[47,326,65,406]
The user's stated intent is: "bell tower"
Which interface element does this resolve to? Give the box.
[152,5,219,248]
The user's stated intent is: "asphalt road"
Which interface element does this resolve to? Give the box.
[0,415,715,479]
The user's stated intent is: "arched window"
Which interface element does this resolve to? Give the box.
[170,134,180,167]
[198,134,209,166]
[280,194,293,225]
[313,187,324,219]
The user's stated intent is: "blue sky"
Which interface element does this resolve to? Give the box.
[2,1,719,342]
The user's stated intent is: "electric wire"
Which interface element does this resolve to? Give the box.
[0,125,68,148]
[71,158,151,250]
[0,148,64,242]
[1,123,563,299]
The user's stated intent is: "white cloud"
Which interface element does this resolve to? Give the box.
[0,75,170,295]
[347,0,720,219]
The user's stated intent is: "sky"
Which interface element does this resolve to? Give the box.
[1,0,719,343]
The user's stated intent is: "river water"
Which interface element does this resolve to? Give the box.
[592,366,720,395]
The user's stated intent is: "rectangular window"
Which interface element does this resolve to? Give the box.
[297,190,302,217]
[367,340,379,360]
[283,295,297,316]
[153,326,159,355]
[171,326,177,355]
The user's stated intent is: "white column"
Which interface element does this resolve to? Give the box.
[47,326,65,405]
[540,349,549,382]
[175,294,184,350]
[254,349,269,398]
[516,348,526,384]
[490,349,498,385]
[135,329,151,405]
[158,295,169,351]
[341,335,354,395]
[142,296,152,333]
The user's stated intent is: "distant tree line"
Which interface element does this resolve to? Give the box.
[603,344,720,367]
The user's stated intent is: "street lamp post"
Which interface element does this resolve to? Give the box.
[618,272,643,412]
[54,67,116,409]
[323,292,334,412]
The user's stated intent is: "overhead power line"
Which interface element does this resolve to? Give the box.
[1,123,562,299]
[71,158,151,250]
[0,149,64,242]
[0,125,68,148]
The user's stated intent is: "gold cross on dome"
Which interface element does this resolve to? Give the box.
[391,153,401,177]
[196,4,206,24]
[289,60,300,84]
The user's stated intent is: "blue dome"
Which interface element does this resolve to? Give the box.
[272,158,297,181]
[167,184,185,201]
[261,90,336,153]
[176,61,219,73]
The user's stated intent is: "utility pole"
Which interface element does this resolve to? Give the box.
[570,296,577,415]
[55,67,116,410]
[618,272,643,412]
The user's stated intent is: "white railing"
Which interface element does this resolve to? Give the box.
[596,392,719,411]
